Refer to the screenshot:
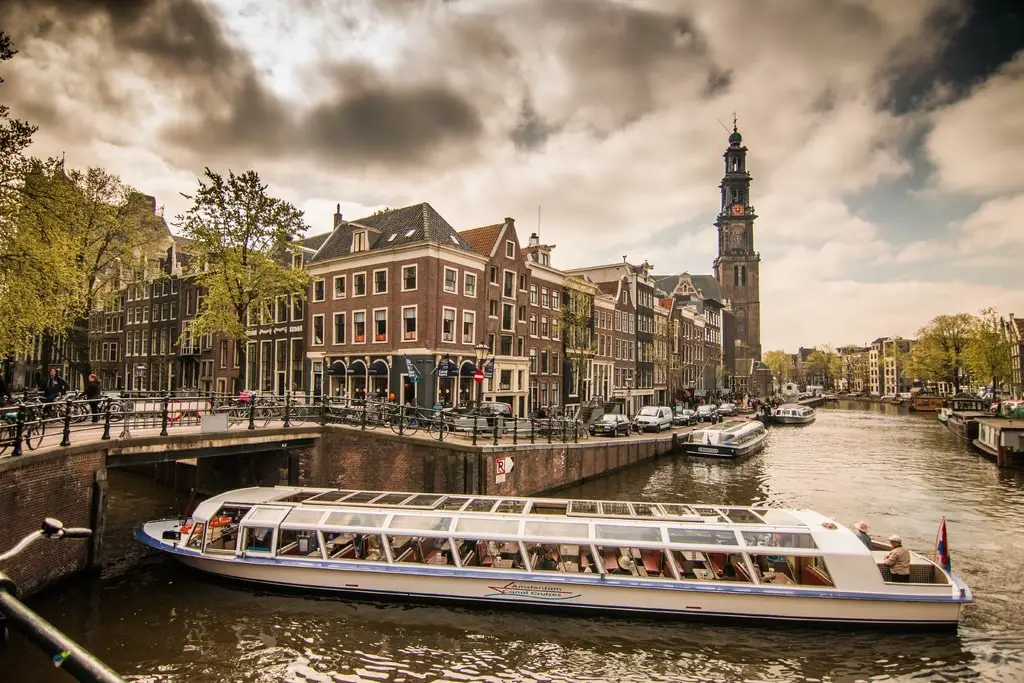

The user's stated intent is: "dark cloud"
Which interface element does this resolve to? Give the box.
[509,98,559,151]
[702,68,733,99]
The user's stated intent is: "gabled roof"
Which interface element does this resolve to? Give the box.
[652,275,681,295]
[689,274,722,302]
[310,203,473,262]
[596,281,620,296]
[297,232,331,251]
[459,223,504,257]
[1012,316,1024,339]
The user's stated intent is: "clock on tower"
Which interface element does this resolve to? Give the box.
[730,203,744,216]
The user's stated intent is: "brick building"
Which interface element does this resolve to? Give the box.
[522,232,566,414]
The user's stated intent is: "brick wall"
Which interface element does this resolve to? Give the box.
[0,448,104,596]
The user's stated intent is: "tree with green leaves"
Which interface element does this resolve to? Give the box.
[176,169,309,393]
[762,350,790,389]
[560,277,597,401]
[907,313,976,394]
[964,308,1013,397]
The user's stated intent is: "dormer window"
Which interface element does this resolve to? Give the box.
[352,230,368,253]
[404,228,416,237]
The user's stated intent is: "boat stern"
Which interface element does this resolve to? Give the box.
[949,571,974,605]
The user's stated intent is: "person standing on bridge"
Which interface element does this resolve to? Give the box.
[86,373,103,423]
[39,367,68,404]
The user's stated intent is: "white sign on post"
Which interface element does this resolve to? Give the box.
[495,455,515,484]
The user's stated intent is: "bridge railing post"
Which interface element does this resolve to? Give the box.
[160,393,170,437]
[101,398,112,441]
[360,401,366,431]
[573,419,579,443]
[492,418,499,446]
[472,415,478,446]
[247,395,256,431]
[11,402,25,457]
[283,391,291,428]
[530,417,535,444]
[561,417,566,444]
[512,417,518,445]
[398,404,405,436]
[547,417,552,444]
[60,396,73,447]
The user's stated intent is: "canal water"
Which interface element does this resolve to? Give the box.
[3,402,1023,682]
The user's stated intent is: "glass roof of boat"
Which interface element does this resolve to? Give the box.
[232,488,808,528]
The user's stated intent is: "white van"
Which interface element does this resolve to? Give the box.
[634,406,673,432]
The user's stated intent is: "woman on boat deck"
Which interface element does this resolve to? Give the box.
[854,521,872,549]
[881,535,911,582]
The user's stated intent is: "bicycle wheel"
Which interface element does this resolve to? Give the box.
[390,416,419,436]
[288,407,307,426]
[427,420,450,441]
[24,421,45,450]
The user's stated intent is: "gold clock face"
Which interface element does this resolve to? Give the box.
[730,203,744,216]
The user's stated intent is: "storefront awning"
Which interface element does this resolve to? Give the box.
[459,360,478,377]
[327,360,346,376]
[347,360,367,376]
[368,359,389,376]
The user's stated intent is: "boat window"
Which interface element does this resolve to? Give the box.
[667,528,738,546]
[531,501,569,515]
[752,509,800,526]
[324,532,385,561]
[523,542,597,574]
[568,500,600,516]
[282,508,326,527]
[630,503,659,517]
[692,506,725,522]
[387,515,452,533]
[324,511,388,529]
[202,505,249,552]
[600,502,631,517]
[243,526,274,553]
[723,509,764,524]
[386,535,455,565]
[494,499,528,514]
[660,504,697,518]
[308,490,356,503]
[245,506,290,526]
[594,524,662,543]
[406,494,444,508]
[463,498,499,513]
[278,529,322,558]
[275,490,325,503]
[671,550,752,582]
[186,523,205,550]
[748,553,834,587]
[374,492,416,506]
[438,496,471,511]
[741,531,817,550]
[343,492,383,504]
[453,538,525,570]
[594,544,651,578]
[524,521,589,538]
[455,518,519,536]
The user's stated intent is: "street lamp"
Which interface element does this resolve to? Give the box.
[474,342,489,407]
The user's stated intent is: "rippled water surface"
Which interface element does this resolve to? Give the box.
[3,402,1024,681]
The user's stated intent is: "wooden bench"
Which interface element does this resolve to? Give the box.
[706,552,727,577]
[394,547,414,563]
[803,564,832,586]
[330,544,355,559]
[641,551,661,575]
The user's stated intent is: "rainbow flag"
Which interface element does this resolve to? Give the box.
[934,517,951,572]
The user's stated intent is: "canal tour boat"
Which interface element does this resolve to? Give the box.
[681,419,768,459]
[136,487,972,629]
[771,404,816,425]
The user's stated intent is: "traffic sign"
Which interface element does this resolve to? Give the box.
[474,369,484,384]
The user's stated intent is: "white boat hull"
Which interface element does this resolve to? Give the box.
[139,524,965,629]
[773,414,815,425]
[680,434,768,459]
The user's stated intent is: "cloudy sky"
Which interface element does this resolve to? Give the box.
[1,0,1021,351]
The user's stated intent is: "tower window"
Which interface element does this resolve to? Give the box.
[741,266,747,287]
[734,265,740,286]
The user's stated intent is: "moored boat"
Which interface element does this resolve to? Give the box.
[972,418,1024,463]
[137,486,972,630]
[681,419,768,459]
[771,404,816,425]
[910,395,944,412]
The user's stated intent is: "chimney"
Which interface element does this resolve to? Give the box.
[334,203,344,229]
[504,217,515,230]
[528,232,539,247]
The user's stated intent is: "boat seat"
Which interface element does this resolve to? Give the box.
[706,552,726,577]
[803,565,832,586]
[331,543,355,559]
[732,562,751,582]
[641,551,661,575]
[278,542,299,556]
[461,550,475,567]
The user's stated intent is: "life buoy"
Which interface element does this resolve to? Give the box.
[180,524,193,534]
[209,516,231,527]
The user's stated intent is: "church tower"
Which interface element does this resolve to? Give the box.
[713,120,761,361]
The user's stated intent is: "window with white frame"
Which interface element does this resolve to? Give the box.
[462,311,475,344]
[541,288,549,307]
[373,309,387,342]
[373,269,388,295]
[353,272,366,296]
[313,279,325,302]
[529,284,538,304]
[505,240,515,258]
[333,275,346,299]
[519,273,527,291]
[464,272,477,297]
[443,267,457,293]
[312,314,324,346]
[351,230,368,252]
[442,307,456,342]
[291,295,302,321]
[501,303,514,331]
[402,265,417,291]
[530,314,537,336]
[402,306,417,341]
[353,311,366,343]
[503,271,515,298]
[333,313,346,345]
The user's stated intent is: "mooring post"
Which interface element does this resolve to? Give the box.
[60,396,73,447]
[11,402,25,457]
[101,398,112,441]
[160,393,170,436]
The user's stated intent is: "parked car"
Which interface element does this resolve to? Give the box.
[717,402,737,417]
[696,404,719,423]
[673,409,697,426]
[633,406,673,432]
[589,413,632,437]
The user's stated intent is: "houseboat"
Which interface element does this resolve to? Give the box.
[681,420,768,459]
[973,419,1024,464]
[910,395,944,412]
[137,487,971,629]
[939,396,989,441]
[771,404,816,425]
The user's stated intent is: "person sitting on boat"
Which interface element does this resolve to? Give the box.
[854,521,872,549]
[363,535,382,561]
[881,535,911,582]
[538,548,559,571]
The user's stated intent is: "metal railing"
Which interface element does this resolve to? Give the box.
[0,392,607,456]
[0,518,124,682]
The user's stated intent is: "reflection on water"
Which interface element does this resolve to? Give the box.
[2,402,1023,681]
